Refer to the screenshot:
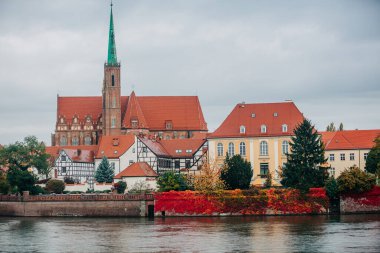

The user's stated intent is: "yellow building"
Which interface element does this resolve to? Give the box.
[208,101,304,186]
[321,130,380,178]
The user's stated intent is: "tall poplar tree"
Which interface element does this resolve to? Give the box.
[95,157,114,183]
[281,119,328,193]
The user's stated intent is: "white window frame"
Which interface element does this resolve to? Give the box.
[240,125,246,134]
[239,142,246,156]
[261,125,267,133]
[217,143,223,157]
[228,142,235,156]
[260,141,268,156]
[282,124,288,133]
[282,140,288,155]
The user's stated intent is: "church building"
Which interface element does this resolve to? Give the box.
[52,4,208,147]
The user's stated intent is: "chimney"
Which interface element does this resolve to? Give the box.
[112,138,119,146]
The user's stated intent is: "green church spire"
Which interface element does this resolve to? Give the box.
[107,2,118,66]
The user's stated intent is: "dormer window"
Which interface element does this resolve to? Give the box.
[165,120,173,130]
[86,117,91,123]
[60,117,64,123]
[274,112,278,117]
[261,125,267,133]
[131,119,138,128]
[240,125,246,134]
[73,117,78,124]
[282,124,288,133]
[251,113,256,118]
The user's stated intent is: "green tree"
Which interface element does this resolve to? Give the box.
[263,170,273,188]
[95,157,114,183]
[325,176,339,199]
[365,136,380,176]
[114,181,127,193]
[46,179,65,194]
[338,123,344,131]
[6,168,37,193]
[337,166,376,194]
[326,122,336,132]
[281,119,329,193]
[0,136,50,174]
[221,154,252,190]
[157,172,188,192]
[0,170,10,194]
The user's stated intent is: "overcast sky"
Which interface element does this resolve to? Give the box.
[0,0,379,145]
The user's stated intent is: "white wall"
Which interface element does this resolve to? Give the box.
[115,177,157,191]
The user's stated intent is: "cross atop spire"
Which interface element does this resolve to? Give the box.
[107,1,118,66]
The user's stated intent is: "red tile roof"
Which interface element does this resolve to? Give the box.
[62,148,96,163]
[138,137,206,158]
[96,134,135,158]
[209,101,304,138]
[45,145,98,163]
[122,91,148,129]
[320,130,380,150]
[57,92,207,131]
[114,162,158,178]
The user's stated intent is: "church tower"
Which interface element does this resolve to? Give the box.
[102,2,121,136]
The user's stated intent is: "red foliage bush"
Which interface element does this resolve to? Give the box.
[154,188,328,215]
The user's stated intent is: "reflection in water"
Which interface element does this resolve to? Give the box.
[0,215,379,253]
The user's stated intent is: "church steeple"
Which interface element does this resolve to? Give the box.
[107,2,118,66]
[103,1,121,136]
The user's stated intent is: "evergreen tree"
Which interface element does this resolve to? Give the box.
[365,136,380,176]
[281,119,329,193]
[338,123,344,131]
[221,154,252,190]
[326,122,336,132]
[95,157,114,183]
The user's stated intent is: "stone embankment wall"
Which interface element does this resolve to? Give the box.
[340,186,380,214]
[0,192,154,217]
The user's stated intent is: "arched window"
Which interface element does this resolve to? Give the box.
[111,74,115,86]
[111,117,116,128]
[260,141,268,156]
[282,124,288,133]
[239,142,246,156]
[60,136,67,146]
[261,125,267,133]
[217,143,223,156]
[282,140,289,155]
[84,136,92,145]
[228,142,235,156]
[240,125,246,134]
[72,137,79,146]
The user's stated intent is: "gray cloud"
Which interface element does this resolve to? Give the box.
[0,0,379,144]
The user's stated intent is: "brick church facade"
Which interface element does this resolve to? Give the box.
[52,5,207,147]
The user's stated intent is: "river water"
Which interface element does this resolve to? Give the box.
[0,215,379,253]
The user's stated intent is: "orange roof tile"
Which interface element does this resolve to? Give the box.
[45,145,98,163]
[122,91,148,128]
[209,101,304,138]
[321,130,380,150]
[57,94,207,131]
[96,134,135,158]
[114,162,158,178]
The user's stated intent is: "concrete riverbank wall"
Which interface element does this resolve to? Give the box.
[0,192,154,217]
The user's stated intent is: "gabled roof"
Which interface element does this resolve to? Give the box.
[62,149,96,163]
[96,134,135,158]
[57,93,207,131]
[321,130,380,150]
[122,91,148,128]
[209,101,304,138]
[45,145,98,163]
[114,162,158,178]
[138,137,206,158]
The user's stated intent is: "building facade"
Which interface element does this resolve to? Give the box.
[52,4,207,147]
[321,130,380,178]
[208,101,304,186]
